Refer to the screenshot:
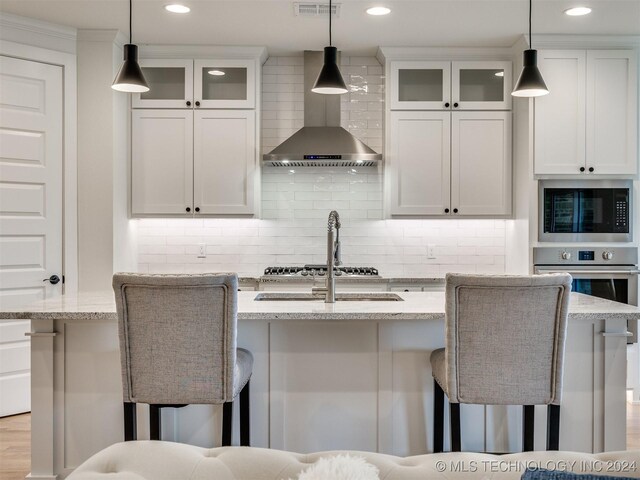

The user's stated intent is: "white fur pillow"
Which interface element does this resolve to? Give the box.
[294,454,380,480]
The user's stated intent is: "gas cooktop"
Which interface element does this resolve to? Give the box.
[263,265,379,277]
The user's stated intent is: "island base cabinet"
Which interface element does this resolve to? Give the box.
[29,315,629,479]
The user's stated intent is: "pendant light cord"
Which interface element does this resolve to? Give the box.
[528,0,532,49]
[329,0,332,46]
[129,0,133,44]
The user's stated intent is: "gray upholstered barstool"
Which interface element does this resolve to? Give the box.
[431,273,572,453]
[113,273,252,446]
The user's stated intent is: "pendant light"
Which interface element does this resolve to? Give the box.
[511,0,549,97]
[112,0,149,93]
[311,0,348,95]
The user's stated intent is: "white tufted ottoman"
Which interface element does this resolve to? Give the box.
[67,442,640,480]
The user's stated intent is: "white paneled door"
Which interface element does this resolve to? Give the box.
[0,56,63,416]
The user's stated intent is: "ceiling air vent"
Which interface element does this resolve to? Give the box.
[294,2,341,17]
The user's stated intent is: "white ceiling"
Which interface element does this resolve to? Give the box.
[1,0,639,55]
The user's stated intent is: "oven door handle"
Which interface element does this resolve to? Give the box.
[536,270,640,275]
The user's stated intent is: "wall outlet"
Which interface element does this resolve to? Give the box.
[427,244,436,259]
[198,243,206,258]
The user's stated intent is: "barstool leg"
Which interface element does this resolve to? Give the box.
[240,379,251,446]
[123,402,137,441]
[523,405,535,451]
[222,401,233,446]
[150,405,161,441]
[433,379,444,453]
[547,404,560,450]
[450,402,461,452]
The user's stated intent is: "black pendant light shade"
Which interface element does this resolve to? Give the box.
[112,44,149,93]
[112,0,149,93]
[312,46,348,95]
[511,0,549,97]
[512,49,548,97]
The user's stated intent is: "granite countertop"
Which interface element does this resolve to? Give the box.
[2,291,639,322]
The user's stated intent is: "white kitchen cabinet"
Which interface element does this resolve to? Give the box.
[534,51,586,175]
[451,111,512,215]
[194,59,256,109]
[132,59,194,109]
[390,61,451,110]
[132,58,257,110]
[390,61,512,111]
[132,110,194,215]
[194,110,256,215]
[534,49,637,176]
[452,61,512,110]
[389,111,450,215]
[389,111,511,216]
[586,50,638,175]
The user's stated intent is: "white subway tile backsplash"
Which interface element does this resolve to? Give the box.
[136,55,506,278]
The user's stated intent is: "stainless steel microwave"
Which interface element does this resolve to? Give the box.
[539,180,633,242]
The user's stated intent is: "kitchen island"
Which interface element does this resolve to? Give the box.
[3,291,638,480]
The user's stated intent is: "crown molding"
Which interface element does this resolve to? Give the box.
[376,46,515,63]
[531,34,640,49]
[139,45,269,64]
[0,12,76,54]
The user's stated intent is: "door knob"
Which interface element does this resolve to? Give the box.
[43,275,61,285]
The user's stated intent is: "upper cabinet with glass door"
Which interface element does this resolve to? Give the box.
[132,59,194,109]
[390,60,512,110]
[194,59,256,109]
[452,61,512,110]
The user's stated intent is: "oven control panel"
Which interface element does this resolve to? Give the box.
[533,247,638,266]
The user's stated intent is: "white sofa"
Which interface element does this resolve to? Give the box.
[67,442,640,480]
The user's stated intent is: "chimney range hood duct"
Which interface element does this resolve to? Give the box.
[263,51,382,167]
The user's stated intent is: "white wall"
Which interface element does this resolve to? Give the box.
[77,30,136,291]
[136,55,507,278]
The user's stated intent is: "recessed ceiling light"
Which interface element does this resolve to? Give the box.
[208,70,226,76]
[564,6,592,16]
[495,71,504,77]
[366,6,391,15]
[165,4,190,14]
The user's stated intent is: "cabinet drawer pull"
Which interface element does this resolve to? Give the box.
[601,331,633,337]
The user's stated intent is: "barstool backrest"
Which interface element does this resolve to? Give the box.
[113,273,238,405]
[444,273,572,406]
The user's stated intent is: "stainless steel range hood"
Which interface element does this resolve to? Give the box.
[263,51,382,167]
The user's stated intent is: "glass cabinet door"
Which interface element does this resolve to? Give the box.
[194,60,255,109]
[132,59,194,109]
[452,61,512,110]
[390,61,451,110]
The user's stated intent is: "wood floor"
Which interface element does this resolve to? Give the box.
[0,404,639,480]
[0,413,30,480]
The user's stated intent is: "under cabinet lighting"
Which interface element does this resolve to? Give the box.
[165,4,190,13]
[564,7,591,16]
[366,6,391,15]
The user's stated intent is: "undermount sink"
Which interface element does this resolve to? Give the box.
[253,292,404,302]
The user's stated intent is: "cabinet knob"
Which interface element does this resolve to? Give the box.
[444,208,450,213]
[453,208,459,213]
[195,207,200,213]
[580,167,585,172]
[453,102,459,108]
[186,207,191,212]
[186,101,191,107]
[589,167,595,173]
[195,101,201,107]
[444,102,450,108]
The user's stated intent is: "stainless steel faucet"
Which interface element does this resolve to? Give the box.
[324,210,342,303]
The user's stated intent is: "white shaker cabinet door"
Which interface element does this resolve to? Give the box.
[131,110,194,215]
[534,50,586,175]
[451,111,511,216]
[389,111,451,216]
[193,110,256,215]
[586,50,638,175]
